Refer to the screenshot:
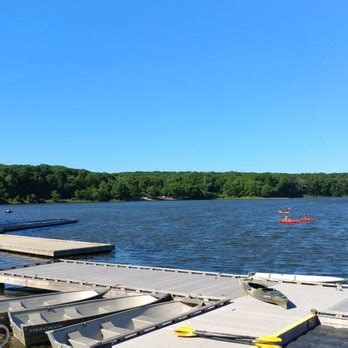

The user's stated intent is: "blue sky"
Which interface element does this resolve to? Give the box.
[1,1,347,173]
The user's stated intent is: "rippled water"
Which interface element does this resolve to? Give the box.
[0,198,347,278]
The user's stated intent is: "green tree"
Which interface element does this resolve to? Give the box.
[223,178,245,197]
[146,185,159,198]
[50,190,61,201]
[111,180,130,200]
[26,193,37,203]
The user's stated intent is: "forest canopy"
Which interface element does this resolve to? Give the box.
[0,164,347,203]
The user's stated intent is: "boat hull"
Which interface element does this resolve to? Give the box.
[10,294,169,346]
[0,289,106,327]
[253,290,288,309]
[15,318,83,347]
[252,273,344,283]
[241,280,289,309]
[278,219,301,224]
[0,312,10,328]
[46,300,202,348]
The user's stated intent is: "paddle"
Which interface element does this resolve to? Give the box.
[174,326,282,347]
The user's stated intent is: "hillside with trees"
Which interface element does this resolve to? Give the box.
[0,164,347,203]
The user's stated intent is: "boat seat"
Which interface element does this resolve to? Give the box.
[101,322,131,339]
[96,307,110,314]
[43,300,59,306]
[64,307,84,319]
[131,315,155,328]
[28,313,47,325]
[9,301,25,311]
[68,331,100,348]
[101,305,120,312]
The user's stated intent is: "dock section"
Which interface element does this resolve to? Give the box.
[0,235,114,257]
[0,260,346,302]
[118,282,348,348]
[0,259,247,300]
[0,218,77,233]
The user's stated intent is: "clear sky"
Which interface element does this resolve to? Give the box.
[1,1,347,173]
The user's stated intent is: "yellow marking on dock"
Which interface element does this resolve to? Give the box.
[271,313,318,346]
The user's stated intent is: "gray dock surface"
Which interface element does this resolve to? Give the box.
[0,218,77,233]
[0,259,246,300]
[118,282,348,348]
[0,260,347,347]
[0,235,114,257]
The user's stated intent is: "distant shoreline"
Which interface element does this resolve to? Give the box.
[1,196,346,205]
[1,164,347,204]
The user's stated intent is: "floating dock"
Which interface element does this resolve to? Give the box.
[118,282,348,348]
[0,259,346,300]
[0,235,114,257]
[0,259,246,300]
[0,260,346,347]
[0,218,77,233]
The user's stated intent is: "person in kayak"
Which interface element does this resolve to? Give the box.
[301,214,314,223]
[284,215,289,220]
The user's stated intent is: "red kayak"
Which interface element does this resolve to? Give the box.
[300,217,314,223]
[278,218,302,224]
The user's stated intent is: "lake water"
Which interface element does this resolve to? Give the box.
[1,198,347,278]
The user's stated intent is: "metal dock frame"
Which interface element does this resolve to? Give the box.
[0,259,346,301]
[90,298,232,347]
[0,259,245,301]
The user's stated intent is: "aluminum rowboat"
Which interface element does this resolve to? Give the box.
[10,294,169,346]
[47,300,202,347]
[0,289,107,327]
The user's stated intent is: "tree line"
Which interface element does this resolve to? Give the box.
[0,164,347,203]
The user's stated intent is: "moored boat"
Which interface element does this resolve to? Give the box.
[250,273,345,283]
[240,279,289,309]
[47,300,203,348]
[10,294,170,346]
[0,289,107,327]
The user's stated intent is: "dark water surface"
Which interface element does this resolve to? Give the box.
[1,198,347,278]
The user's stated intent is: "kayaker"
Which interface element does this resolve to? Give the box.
[284,215,289,220]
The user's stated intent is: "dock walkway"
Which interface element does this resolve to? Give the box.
[0,218,77,233]
[0,259,247,301]
[0,235,114,257]
[1,260,346,301]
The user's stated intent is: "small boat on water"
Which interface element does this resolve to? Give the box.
[240,279,289,309]
[4,210,13,214]
[0,289,107,327]
[278,209,290,214]
[10,294,170,346]
[278,218,301,224]
[47,300,203,348]
[300,217,314,223]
